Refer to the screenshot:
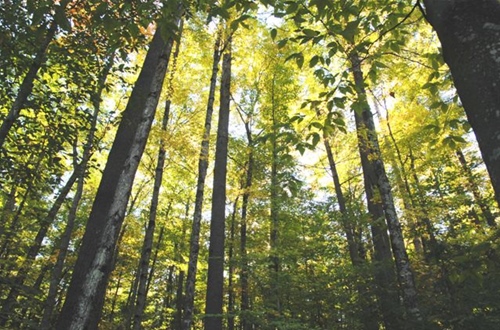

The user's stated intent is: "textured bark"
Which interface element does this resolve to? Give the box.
[204,49,231,330]
[132,22,183,330]
[182,32,222,330]
[355,118,402,330]
[350,53,422,326]
[423,0,500,207]
[55,21,177,329]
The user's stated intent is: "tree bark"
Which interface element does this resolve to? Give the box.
[132,21,183,330]
[204,48,232,330]
[423,0,500,208]
[182,31,222,330]
[240,116,254,330]
[323,137,379,330]
[350,52,423,326]
[55,17,178,328]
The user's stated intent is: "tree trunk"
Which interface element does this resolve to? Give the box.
[240,116,254,330]
[204,47,232,330]
[227,198,238,330]
[323,137,379,330]
[132,22,183,330]
[269,75,281,319]
[422,0,500,207]
[350,52,423,326]
[183,31,222,330]
[55,16,179,328]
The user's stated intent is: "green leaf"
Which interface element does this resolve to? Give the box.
[341,20,359,44]
[270,28,277,40]
[309,55,319,68]
[277,38,288,49]
[302,29,319,37]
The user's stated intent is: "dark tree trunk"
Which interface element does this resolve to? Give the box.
[240,115,254,330]
[227,199,238,330]
[204,48,232,330]
[350,53,423,327]
[423,0,500,207]
[323,137,379,330]
[55,16,179,328]
[132,22,183,330]
[183,31,222,330]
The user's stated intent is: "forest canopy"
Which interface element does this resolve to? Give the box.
[1,0,499,329]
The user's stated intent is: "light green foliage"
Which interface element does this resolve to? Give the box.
[0,0,499,329]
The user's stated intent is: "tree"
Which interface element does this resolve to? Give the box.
[422,0,500,207]
[204,42,232,330]
[55,9,181,328]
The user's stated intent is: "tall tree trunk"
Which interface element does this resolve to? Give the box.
[240,117,254,330]
[422,0,500,207]
[323,137,379,330]
[269,75,281,318]
[227,198,238,330]
[55,14,180,328]
[182,31,223,330]
[204,47,232,330]
[0,0,69,150]
[132,21,183,330]
[350,53,423,326]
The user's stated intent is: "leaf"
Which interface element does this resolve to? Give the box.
[309,55,319,68]
[302,29,319,37]
[270,28,277,40]
[341,20,359,44]
[311,132,321,147]
[277,38,288,49]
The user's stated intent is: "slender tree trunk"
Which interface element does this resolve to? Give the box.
[269,75,281,319]
[55,14,180,328]
[323,137,379,330]
[204,47,232,330]
[350,53,423,326]
[227,198,238,330]
[183,31,223,330]
[0,0,69,150]
[422,0,500,207]
[240,120,254,330]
